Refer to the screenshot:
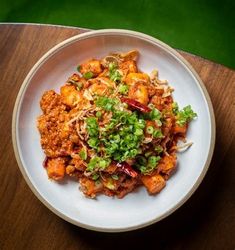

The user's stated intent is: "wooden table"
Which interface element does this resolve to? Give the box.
[0,24,234,250]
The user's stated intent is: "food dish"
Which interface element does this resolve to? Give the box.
[12,29,215,232]
[37,50,197,199]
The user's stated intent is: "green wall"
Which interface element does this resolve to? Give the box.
[1,0,234,68]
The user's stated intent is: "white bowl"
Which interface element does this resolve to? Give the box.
[12,29,215,232]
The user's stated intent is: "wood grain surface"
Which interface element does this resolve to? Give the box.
[0,24,234,250]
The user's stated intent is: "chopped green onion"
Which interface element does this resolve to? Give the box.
[87,95,167,163]
[137,156,147,165]
[111,174,119,180]
[172,102,179,115]
[88,138,99,149]
[79,148,87,160]
[77,65,81,72]
[146,126,154,134]
[154,145,163,154]
[95,96,119,111]
[108,63,122,83]
[87,157,111,171]
[96,111,102,118]
[87,157,99,171]
[92,173,99,181]
[139,166,147,173]
[144,151,152,157]
[176,105,197,126]
[149,108,161,121]
[99,108,145,162]
[83,71,94,79]
[137,155,161,174]
[86,117,99,137]
[153,129,163,138]
[108,62,117,71]
[118,84,129,94]
[148,156,160,167]
[134,128,143,136]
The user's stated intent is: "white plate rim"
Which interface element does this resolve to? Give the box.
[12,28,216,232]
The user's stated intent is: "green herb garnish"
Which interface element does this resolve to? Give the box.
[96,111,102,119]
[172,102,179,115]
[149,108,161,120]
[101,111,145,161]
[108,62,122,83]
[118,84,129,94]
[87,157,111,171]
[86,117,99,150]
[86,117,99,137]
[137,155,161,174]
[176,105,197,126]
[146,126,154,134]
[85,96,165,173]
[83,71,94,79]
[79,148,87,160]
[95,96,119,111]
[144,151,152,158]
[77,65,81,72]
[95,97,146,162]
[144,107,162,126]
[88,137,99,149]
[92,173,100,181]
[153,129,163,138]
[111,174,119,180]
[148,156,160,167]
[154,145,163,154]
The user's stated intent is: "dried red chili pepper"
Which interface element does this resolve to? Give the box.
[120,97,151,113]
[117,162,138,178]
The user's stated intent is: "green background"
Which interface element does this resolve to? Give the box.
[1,0,234,69]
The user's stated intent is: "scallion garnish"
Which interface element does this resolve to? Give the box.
[83,71,94,79]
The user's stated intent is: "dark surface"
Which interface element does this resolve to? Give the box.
[0,0,235,68]
[0,24,234,250]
